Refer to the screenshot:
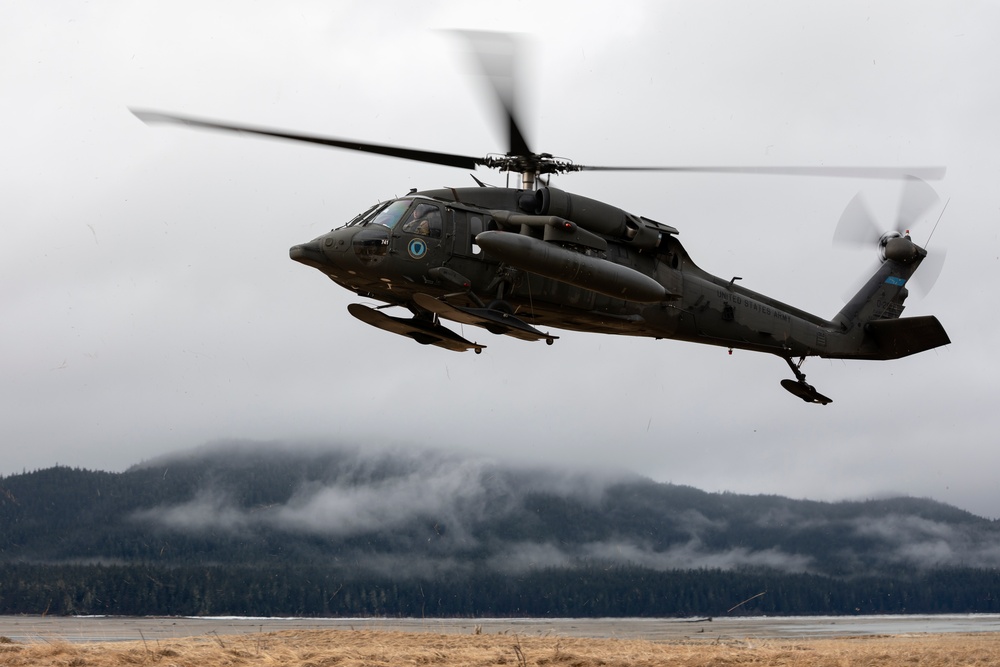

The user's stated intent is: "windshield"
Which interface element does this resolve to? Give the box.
[339,200,394,229]
[339,197,434,231]
[368,199,412,229]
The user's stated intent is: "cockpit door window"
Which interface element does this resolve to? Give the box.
[400,202,443,238]
[391,200,450,262]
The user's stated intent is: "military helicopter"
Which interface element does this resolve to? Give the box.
[131,33,949,405]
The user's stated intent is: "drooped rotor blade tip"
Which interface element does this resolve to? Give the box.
[128,107,483,170]
[130,108,179,125]
[130,108,232,133]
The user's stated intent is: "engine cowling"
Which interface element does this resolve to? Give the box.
[475,230,671,302]
[528,186,664,250]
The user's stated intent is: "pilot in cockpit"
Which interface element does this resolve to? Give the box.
[402,202,442,237]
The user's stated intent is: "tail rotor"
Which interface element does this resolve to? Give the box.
[833,177,946,297]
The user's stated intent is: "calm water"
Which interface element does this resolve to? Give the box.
[1,614,999,643]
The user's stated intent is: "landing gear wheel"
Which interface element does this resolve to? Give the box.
[780,356,833,405]
[780,379,833,405]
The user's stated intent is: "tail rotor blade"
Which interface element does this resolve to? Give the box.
[912,248,946,297]
[834,192,881,247]
[834,181,947,301]
[896,176,940,233]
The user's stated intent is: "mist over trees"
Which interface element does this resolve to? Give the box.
[1,440,998,617]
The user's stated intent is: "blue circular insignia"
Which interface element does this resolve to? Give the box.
[407,238,428,259]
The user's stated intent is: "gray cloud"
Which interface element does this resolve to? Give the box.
[132,488,251,533]
[583,540,814,574]
[850,514,1000,569]
[129,442,630,551]
[271,458,499,538]
[483,538,814,575]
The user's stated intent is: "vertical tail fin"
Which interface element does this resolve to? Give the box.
[831,242,950,360]
[832,258,915,329]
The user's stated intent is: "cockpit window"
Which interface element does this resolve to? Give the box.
[340,201,388,229]
[400,202,443,238]
[340,197,443,236]
[369,199,412,229]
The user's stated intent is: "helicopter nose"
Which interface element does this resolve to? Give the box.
[290,229,360,273]
[289,239,327,268]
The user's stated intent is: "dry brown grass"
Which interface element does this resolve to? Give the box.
[0,628,997,667]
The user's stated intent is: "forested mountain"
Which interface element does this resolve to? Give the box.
[1,441,998,616]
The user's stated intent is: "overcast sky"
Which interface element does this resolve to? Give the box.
[4,2,999,518]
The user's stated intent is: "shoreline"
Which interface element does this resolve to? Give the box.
[2,613,999,643]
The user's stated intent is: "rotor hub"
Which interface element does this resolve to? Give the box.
[877,231,903,262]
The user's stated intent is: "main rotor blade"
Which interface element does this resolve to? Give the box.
[130,109,484,170]
[575,165,947,180]
[456,30,532,157]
